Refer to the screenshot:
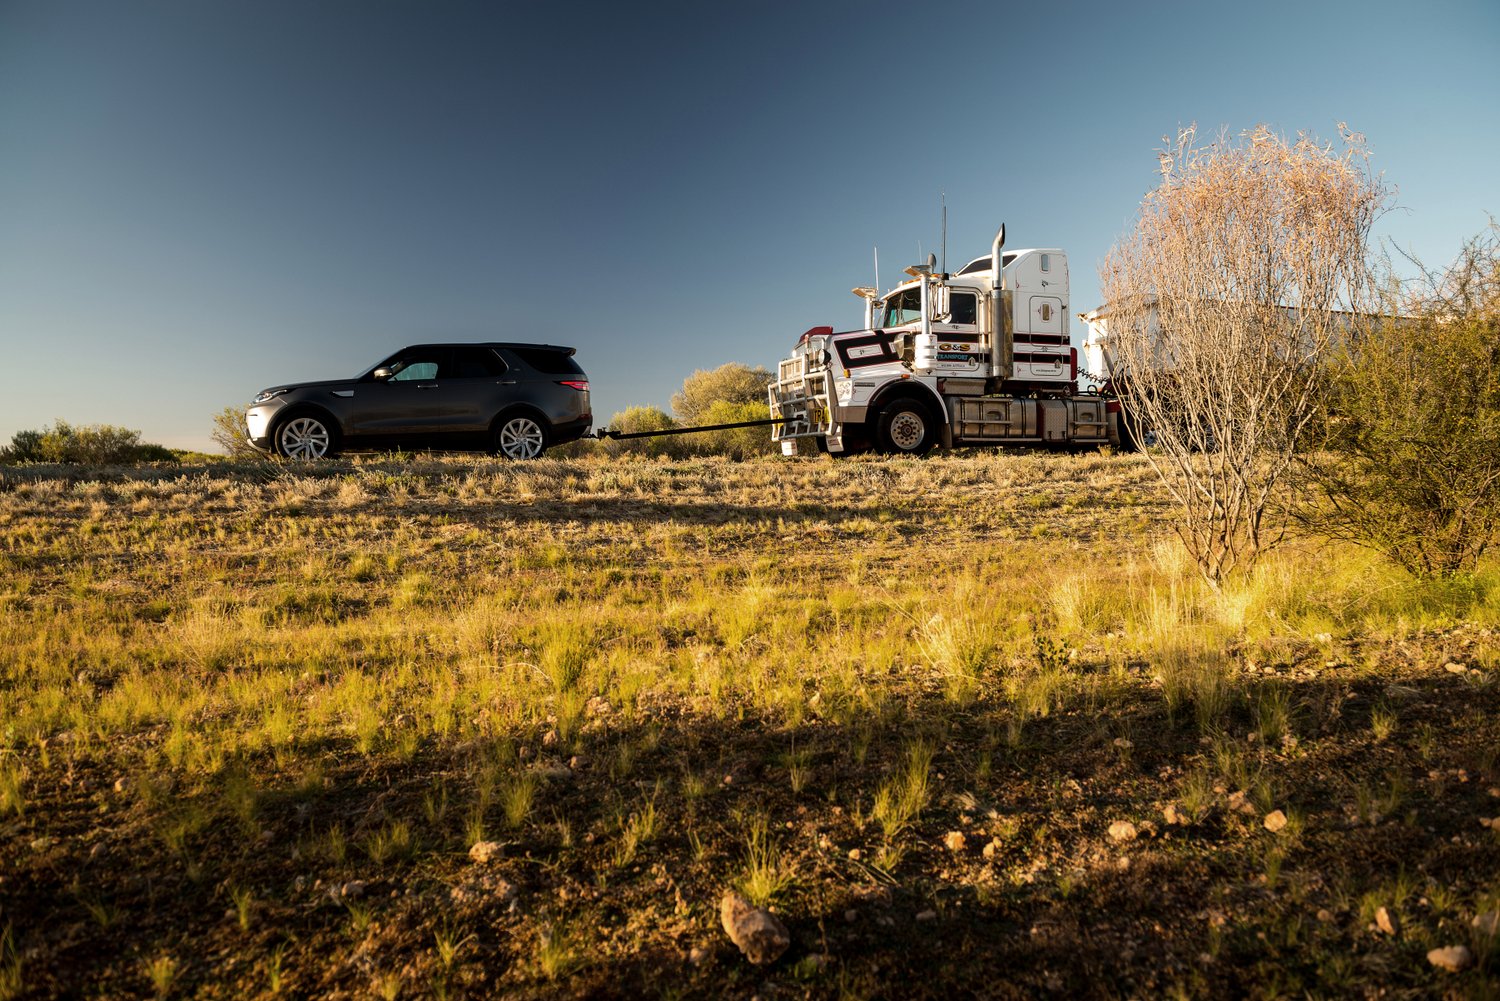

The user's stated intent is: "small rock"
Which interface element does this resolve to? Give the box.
[942,831,966,853]
[113,777,131,794]
[340,880,366,900]
[719,892,789,966]
[1473,911,1498,936]
[1488,786,1500,798]
[1163,804,1183,826]
[1316,909,1335,924]
[1480,817,1494,830]
[915,909,937,922]
[1107,821,1137,842]
[982,838,1001,859]
[1426,945,1472,972]
[541,729,558,748]
[1227,790,1256,815]
[686,946,706,966]
[847,848,861,861]
[468,840,504,864]
[568,754,586,770]
[1314,633,1332,644]
[1444,662,1468,675]
[1263,810,1288,833]
[1375,906,1399,936]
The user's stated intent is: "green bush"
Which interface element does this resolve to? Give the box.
[210,405,261,459]
[679,399,778,459]
[1,421,178,466]
[600,405,686,458]
[671,363,773,425]
[1302,225,1500,577]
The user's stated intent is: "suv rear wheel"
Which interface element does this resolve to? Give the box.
[494,415,547,459]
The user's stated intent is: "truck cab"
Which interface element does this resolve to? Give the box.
[770,228,1116,455]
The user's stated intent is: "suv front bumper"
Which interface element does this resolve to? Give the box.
[245,401,284,453]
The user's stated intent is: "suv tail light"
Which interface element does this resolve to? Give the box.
[557,380,589,392]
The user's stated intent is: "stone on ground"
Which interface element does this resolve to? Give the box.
[720,891,789,965]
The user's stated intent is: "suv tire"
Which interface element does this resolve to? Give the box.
[274,412,340,460]
[493,414,547,459]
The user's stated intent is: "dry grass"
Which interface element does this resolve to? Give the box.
[1,452,1498,998]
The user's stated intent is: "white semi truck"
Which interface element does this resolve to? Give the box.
[769,225,1123,455]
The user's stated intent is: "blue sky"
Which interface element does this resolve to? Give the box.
[1,0,1496,451]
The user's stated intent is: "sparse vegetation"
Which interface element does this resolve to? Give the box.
[0,452,1496,997]
[1301,223,1500,578]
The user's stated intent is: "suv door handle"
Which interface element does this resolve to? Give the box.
[497,380,517,385]
[417,383,440,389]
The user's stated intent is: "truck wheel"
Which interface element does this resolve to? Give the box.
[875,400,936,455]
[1116,409,1143,452]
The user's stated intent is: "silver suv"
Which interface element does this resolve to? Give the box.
[246,343,591,459]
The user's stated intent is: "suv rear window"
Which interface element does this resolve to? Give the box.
[510,347,584,375]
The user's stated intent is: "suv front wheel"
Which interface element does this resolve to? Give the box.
[275,413,339,460]
[493,415,547,459]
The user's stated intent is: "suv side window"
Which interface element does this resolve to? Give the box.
[389,350,444,381]
[508,347,584,376]
[450,346,508,378]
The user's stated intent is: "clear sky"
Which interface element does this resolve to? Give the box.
[2,0,1496,451]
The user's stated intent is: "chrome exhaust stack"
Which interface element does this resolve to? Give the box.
[990,225,1011,379]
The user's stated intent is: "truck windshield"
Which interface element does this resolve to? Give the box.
[881,288,923,327]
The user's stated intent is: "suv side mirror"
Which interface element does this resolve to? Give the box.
[373,367,393,380]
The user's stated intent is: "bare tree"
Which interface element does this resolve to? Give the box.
[1100,124,1388,584]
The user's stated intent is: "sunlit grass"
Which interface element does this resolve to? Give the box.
[1,453,1496,994]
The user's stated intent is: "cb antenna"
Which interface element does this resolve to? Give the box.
[873,246,880,293]
[941,191,947,275]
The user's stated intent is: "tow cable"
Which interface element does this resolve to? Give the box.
[589,417,795,441]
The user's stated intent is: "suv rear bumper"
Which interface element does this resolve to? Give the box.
[550,415,592,445]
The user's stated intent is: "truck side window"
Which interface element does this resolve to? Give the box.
[949,292,977,326]
[1040,254,1051,272]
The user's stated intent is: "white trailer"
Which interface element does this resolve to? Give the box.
[769,226,1122,455]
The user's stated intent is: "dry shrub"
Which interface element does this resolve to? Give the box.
[1101,123,1388,584]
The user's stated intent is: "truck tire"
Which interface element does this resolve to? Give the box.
[875,400,937,456]
[1116,408,1144,452]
